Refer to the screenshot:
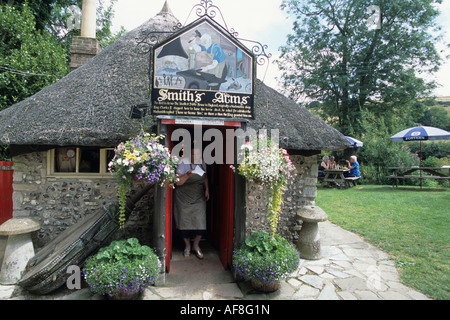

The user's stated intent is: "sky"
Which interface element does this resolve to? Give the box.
[107,0,450,98]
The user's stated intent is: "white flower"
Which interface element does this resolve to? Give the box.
[116,158,122,165]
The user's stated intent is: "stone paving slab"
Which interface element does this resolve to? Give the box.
[0,221,432,300]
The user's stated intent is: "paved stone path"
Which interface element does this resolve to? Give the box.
[0,221,431,300]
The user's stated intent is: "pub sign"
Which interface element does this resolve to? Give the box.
[151,18,255,119]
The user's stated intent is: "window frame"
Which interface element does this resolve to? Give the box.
[47,147,115,178]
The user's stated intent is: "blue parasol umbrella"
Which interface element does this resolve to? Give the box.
[345,136,364,148]
[390,126,450,142]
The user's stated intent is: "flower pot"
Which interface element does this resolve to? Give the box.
[107,289,141,300]
[250,279,280,293]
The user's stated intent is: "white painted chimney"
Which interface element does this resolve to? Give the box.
[80,0,97,38]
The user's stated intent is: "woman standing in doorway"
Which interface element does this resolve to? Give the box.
[174,146,210,259]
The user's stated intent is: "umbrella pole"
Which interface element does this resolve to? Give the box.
[420,141,422,190]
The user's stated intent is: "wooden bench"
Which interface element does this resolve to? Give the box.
[387,167,450,189]
[344,176,360,187]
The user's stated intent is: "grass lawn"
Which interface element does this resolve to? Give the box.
[315,184,449,300]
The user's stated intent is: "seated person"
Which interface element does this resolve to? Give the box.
[344,156,360,178]
[329,156,337,169]
[318,155,329,178]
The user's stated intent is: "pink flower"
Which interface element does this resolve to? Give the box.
[141,166,147,174]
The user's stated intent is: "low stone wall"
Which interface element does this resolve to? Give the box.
[10,150,154,249]
[245,154,318,243]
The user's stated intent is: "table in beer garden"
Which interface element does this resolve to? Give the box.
[387,166,450,189]
[322,168,350,187]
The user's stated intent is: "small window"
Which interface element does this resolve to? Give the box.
[79,148,100,173]
[49,147,114,177]
[55,148,77,173]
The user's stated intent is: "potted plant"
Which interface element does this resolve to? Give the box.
[108,133,178,227]
[232,230,300,293]
[232,135,300,292]
[83,238,160,300]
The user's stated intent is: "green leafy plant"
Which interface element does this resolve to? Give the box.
[232,231,300,286]
[83,238,160,298]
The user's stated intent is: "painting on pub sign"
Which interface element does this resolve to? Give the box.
[151,18,255,119]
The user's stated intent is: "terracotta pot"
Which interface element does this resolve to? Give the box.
[250,279,280,293]
[107,290,141,300]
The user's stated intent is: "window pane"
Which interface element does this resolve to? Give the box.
[55,148,77,172]
[79,148,100,173]
[106,150,115,171]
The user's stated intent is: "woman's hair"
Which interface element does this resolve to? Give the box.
[350,155,357,161]
[322,155,329,161]
[330,156,335,160]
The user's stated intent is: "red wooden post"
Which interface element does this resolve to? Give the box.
[0,161,14,225]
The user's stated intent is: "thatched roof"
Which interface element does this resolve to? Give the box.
[0,6,349,152]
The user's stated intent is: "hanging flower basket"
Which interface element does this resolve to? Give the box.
[108,133,178,228]
[234,134,297,237]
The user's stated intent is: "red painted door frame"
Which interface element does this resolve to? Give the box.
[215,163,234,269]
[164,123,237,271]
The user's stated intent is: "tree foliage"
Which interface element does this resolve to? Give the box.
[0,1,126,160]
[278,0,445,135]
[0,3,68,111]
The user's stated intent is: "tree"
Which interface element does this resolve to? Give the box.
[278,0,445,135]
[0,0,126,50]
[0,3,68,111]
[0,1,126,160]
[0,3,69,159]
[418,106,450,131]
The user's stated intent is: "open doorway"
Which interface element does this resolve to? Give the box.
[164,124,235,273]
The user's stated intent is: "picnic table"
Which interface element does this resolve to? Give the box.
[387,166,450,188]
[321,168,359,188]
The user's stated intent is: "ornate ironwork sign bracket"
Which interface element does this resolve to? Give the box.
[135,23,184,55]
[184,0,272,66]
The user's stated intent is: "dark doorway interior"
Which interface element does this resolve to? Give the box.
[166,125,235,272]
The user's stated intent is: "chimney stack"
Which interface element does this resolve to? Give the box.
[70,0,101,71]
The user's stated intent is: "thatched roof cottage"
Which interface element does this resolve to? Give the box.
[0,2,349,281]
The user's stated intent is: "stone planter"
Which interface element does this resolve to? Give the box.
[296,206,328,260]
[250,279,280,293]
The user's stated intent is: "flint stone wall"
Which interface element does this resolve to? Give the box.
[10,150,153,249]
[245,154,318,243]
[8,151,317,250]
